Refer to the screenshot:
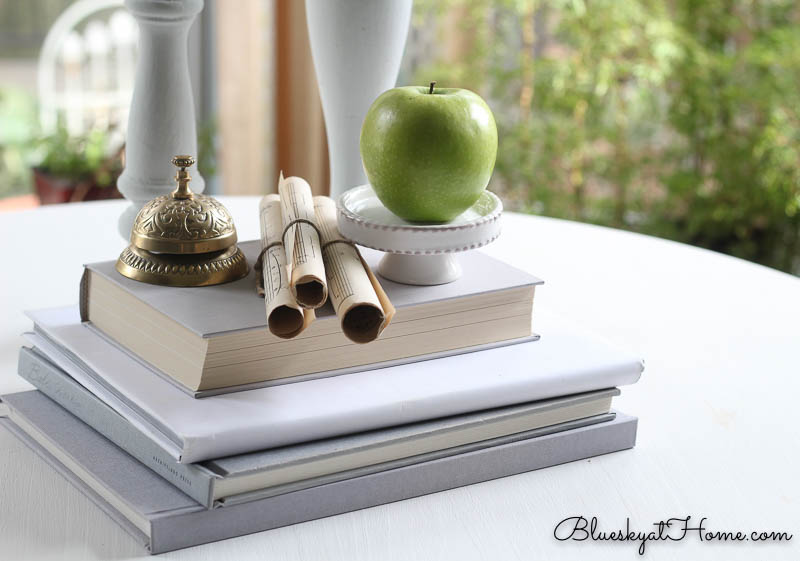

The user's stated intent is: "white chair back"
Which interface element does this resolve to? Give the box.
[37,0,137,142]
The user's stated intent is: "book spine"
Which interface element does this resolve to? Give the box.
[17,347,215,508]
[79,268,90,322]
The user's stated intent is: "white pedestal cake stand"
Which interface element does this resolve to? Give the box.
[337,185,503,285]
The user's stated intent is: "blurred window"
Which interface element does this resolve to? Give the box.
[2,0,798,274]
[400,1,800,274]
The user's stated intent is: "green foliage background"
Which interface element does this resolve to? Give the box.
[412,0,800,273]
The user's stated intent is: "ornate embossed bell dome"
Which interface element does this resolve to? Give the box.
[116,156,249,286]
[130,155,237,254]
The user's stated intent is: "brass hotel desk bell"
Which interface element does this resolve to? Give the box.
[116,156,249,286]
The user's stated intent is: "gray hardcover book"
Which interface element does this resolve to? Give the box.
[18,346,619,508]
[79,241,544,395]
[81,241,541,337]
[0,391,637,555]
[17,347,217,507]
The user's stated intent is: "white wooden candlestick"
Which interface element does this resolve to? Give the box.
[306,0,412,199]
[117,0,205,238]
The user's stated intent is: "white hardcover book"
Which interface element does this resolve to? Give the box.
[27,306,644,463]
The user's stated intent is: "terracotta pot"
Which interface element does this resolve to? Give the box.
[32,167,122,205]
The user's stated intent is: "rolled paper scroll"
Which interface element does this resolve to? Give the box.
[278,174,328,309]
[313,196,395,343]
[258,193,315,338]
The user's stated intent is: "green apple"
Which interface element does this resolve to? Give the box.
[360,84,498,223]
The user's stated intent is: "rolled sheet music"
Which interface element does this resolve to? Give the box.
[313,196,395,343]
[278,174,328,309]
[258,194,315,338]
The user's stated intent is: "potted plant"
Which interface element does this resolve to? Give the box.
[31,126,123,204]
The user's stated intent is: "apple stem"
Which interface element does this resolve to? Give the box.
[429,81,436,94]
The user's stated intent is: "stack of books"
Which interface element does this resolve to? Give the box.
[0,241,643,554]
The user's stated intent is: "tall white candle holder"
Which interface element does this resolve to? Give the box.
[337,185,503,286]
[306,0,412,199]
[117,0,205,238]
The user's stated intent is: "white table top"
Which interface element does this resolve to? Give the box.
[1,198,798,560]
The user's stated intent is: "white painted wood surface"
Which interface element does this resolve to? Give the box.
[0,198,798,560]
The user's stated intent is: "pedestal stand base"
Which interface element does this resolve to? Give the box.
[378,253,462,285]
[338,185,502,286]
